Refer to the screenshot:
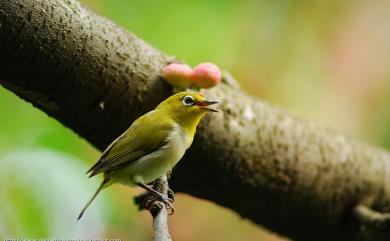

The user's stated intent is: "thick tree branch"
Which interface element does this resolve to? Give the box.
[354,204,390,229]
[1,1,390,241]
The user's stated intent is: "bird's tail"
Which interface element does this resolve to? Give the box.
[77,178,109,221]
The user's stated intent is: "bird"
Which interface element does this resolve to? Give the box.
[77,91,218,220]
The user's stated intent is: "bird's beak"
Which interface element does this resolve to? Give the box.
[196,100,218,112]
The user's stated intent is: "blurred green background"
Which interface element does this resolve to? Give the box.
[1,0,390,240]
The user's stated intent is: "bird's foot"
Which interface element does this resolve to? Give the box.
[152,192,175,215]
[137,182,175,214]
[144,192,175,215]
[167,187,175,202]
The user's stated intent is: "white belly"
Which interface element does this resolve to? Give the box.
[113,126,191,186]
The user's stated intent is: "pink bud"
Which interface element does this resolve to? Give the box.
[163,63,193,88]
[191,63,221,89]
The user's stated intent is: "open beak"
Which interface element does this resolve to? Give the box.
[196,100,218,112]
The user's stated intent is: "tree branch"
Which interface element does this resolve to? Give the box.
[134,176,173,241]
[1,0,390,240]
[151,176,173,241]
[354,204,390,229]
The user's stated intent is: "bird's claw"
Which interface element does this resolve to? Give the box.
[166,203,175,215]
[158,194,175,215]
[159,194,173,203]
[155,193,175,215]
[144,192,175,215]
[167,187,175,201]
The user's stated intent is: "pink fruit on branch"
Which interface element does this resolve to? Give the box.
[191,63,221,89]
[163,63,193,88]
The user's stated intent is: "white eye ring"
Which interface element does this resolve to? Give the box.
[182,95,195,106]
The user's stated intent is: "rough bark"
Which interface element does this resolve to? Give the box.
[0,1,390,240]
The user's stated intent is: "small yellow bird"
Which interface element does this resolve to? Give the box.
[78,91,217,220]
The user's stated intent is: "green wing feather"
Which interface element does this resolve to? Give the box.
[87,111,175,177]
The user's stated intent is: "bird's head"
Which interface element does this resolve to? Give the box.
[156,91,218,128]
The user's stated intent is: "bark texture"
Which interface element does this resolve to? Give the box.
[1,1,390,240]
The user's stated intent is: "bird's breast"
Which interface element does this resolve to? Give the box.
[114,125,192,186]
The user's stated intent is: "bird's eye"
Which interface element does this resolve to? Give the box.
[182,95,195,106]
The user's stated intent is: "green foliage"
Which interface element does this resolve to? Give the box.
[0,88,96,160]
[0,149,107,238]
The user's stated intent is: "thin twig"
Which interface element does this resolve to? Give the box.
[134,175,173,241]
[152,201,172,241]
